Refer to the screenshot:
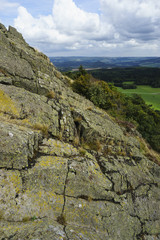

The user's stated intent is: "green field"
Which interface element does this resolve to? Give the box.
[117,85,160,110]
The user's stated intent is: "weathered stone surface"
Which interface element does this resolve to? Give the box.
[0,24,160,240]
[0,121,40,169]
[0,220,67,240]
[39,138,79,156]
[0,23,7,33]
[8,26,25,41]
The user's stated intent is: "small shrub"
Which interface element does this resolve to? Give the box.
[88,196,93,202]
[118,150,127,156]
[46,90,56,99]
[94,139,102,152]
[74,116,82,123]
[0,68,7,75]
[33,123,49,137]
[58,131,63,140]
[103,146,112,156]
[81,138,102,152]
[108,139,114,145]
[31,216,37,221]
[89,174,94,181]
[70,107,75,112]
[87,139,102,152]
[86,106,93,111]
[73,135,80,146]
[79,147,86,156]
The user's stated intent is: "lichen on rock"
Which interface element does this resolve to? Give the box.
[0,24,159,240]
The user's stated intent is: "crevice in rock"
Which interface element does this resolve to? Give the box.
[78,195,121,205]
[133,215,146,240]
[71,110,90,145]
[0,152,52,172]
[95,154,106,175]
[62,160,70,214]
[135,182,158,192]
[56,159,70,240]
[58,109,63,133]
[28,151,52,169]
[63,226,70,240]
[0,81,12,86]
[95,154,115,189]
[56,193,121,205]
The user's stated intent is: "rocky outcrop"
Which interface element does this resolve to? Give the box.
[0,23,160,240]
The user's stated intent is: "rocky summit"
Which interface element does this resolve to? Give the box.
[0,23,160,240]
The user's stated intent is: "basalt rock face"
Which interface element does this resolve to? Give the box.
[0,23,160,240]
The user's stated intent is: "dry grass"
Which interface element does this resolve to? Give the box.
[0,68,7,76]
[70,107,75,112]
[88,196,93,202]
[74,116,82,123]
[139,137,160,166]
[89,139,102,152]
[58,131,63,140]
[79,147,86,156]
[0,113,50,137]
[86,106,93,111]
[46,90,56,99]
[73,135,80,146]
[22,216,31,222]
[82,138,102,152]
[0,89,20,118]
[0,114,31,128]
[33,123,49,137]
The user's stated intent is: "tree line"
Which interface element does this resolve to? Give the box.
[89,67,160,88]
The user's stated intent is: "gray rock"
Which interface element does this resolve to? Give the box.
[0,23,7,33]
[8,25,24,41]
[0,23,159,240]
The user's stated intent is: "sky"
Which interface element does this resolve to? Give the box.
[0,0,160,57]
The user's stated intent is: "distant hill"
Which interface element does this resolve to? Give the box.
[50,56,160,71]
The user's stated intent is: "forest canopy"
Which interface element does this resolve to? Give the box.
[89,67,160,88]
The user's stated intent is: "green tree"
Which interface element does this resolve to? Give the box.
[79,65,87,76]
[72,74,90,96]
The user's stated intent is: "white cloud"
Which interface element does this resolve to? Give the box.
[0,0,19,10]
[52,0,100,33]
[14,0,114,53]
[13,0,160,56]
[100,0,160,41]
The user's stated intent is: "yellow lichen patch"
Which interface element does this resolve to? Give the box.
[0,170,22,194]
[37,156,67,169]
[0,89,20,117]
[40,138,79,157]
[9,172,22,193]
[22,189,64,218]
